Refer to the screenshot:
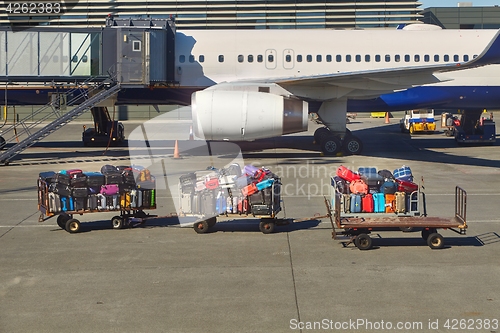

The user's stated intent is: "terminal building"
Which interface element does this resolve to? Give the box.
[421,4,500,29]
[0,0,423,30]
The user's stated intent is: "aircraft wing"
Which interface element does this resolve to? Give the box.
[259,29,500,89]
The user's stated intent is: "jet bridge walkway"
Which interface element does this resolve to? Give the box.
[0,78,121,165]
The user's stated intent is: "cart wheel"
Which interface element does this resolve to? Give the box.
[57,214,70,229]
[409,125,415,134]
[421,228,436,240]
[65,219,81,233]
[427,233,444,249]
[354,233,372,250]
[207,217,217,228]
[399,227,414,232]
[194,220,210,234]
[111,216,125,229]
[259,220,275,234]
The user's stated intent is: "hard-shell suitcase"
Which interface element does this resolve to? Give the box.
[262,187,273,205]
[256,179,274,191]
[61,196,69,211]
[226,196,234,214]
[361,194,374,213]
[74,197,87,211]
[72,187,88,198]
[137,190,143,209]
[237,197,249,214]
[181,193,193,214]
[39,171,56,183]
[48,192,61,213]
[54,172,71,185]
[130,190,138,208]
[215,191,226,214]
[142,190,151,208]
[373,193,385,213]
[235,175,252,189]
[85,172,105,188]
[120,192,131,209]
[87,194,99,210]
[349,179,369,195]
[70,173,87,188]
[395,192,406,213]
[100,184,120,196]
[350,194,362,213]
[393,165,413,182]
[249,191,264,205]
[241,183,258,197]
[385,194,396,213]
[361,174,384,191]
[251,204,271,216]
[180,173,197,193]
[336,165,361,182]
[150,189,156,208]
[98,194,107,210]
[112,195,120,210]
[205,177,220,190]
[332,176,349,194]
[253,169,267,183]
[50,183,72,197]
[243,164,259,177]
[219,175,236,189]
[101,165,117,175]
[202,191,216,215]
[192,192,202,214]
[66,169,83,178]
[104,173,123,185]
[395,179,418,193]
[342,194,351,213]
[357,167,377,177]
[380,180,397,195]
[136,179,156,190]
[121,168,136,187]
[406,192,419,213]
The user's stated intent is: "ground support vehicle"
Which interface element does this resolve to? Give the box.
[37,178,156,233]
[454,119,496,145]
[326,183,467,250]
[82,107,125,146]
[400,109,436,134]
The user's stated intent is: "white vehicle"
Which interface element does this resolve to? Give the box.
[400,109,437,134]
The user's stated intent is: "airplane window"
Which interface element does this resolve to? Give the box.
[307,55,312,62]
[248,55,254,63]
[286,55,292,62]
[179,55,186,63]
[199,55,205,63]
[444,55,449,62]
[189,55,195,63]
[454,55,459,62]
[424,55,430,62]
[238,55,244,63]
[395,55,400,62]
[257,55,263,62]
[464,55,469,62]
[405,54,410,62]
[365,55,371,62]
[375,55,381,62]
[297,55,303,62]
[434,55,439,62]
[356,55,361,62]
[317,55,322,62]
[385,54,390,62]
[346,55,351,62]
[326,55,332,62]
[218,55,224,63]
[268,54,274,62]
[414,55,420,62]
[336,55,342,62]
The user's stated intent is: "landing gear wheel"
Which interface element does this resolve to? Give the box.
[194,220,210,234]
[57,214,70,229]
[427,233,444,249]
[111,216,125,229]
[313,127,330,144]
[65,219,81,233]
[320,135,342,156]
[0,136,5,150]
[207,217,217,228]
[421,228,436,240]
[343,136,363,155]
[259,220,275,234]
[354,233,372,250]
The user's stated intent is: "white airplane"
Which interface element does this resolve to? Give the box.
[174,23,500,155]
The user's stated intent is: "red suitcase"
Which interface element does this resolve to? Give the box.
[241,183,258,197]
[205,177,220,190]
[395,179,418,193]
[362,193,374,213]
[336,165,360,182]
[349,179,369,195]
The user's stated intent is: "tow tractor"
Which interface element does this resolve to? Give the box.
[82,106,125,146]
[400,109,436,134]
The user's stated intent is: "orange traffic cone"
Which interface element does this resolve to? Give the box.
[384,112,390,124]
[173,140,180,159]
[189,125,194,141]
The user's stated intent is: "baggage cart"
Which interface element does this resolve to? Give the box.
[326,180,467,250]
[37,178,156,233]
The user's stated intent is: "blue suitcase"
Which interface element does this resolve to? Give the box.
[256,179,274,191]
[373,193,385,213]
[350,194,362,213]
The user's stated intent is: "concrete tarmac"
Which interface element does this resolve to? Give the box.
[0,115,499,333]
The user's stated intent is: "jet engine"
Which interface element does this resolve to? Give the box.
[192,89,308,141]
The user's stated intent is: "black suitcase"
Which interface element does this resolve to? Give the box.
[122,169,136,186]
[136,180,156,190]
[49,183,71,197]
[361,174,384,191]
[71,187,88,198]
[104,173,123,185]
[87,194,99,210]
[70,174,87,188]
[39,171,56,183]
[101,164,117,175]
[142,190,151,208]
[251,204,271,216]
[249,191,264,205]
[85,172,105,187]
[54,173,70,185]
[74,197,87,211]
[262,188,273,205]
[180,173,196,193]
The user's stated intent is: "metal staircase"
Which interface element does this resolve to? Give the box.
[0,79,121,165]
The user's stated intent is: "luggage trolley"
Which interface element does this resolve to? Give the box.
[37,176,157,233]
[177,169,284,234]
[326,181,467,250]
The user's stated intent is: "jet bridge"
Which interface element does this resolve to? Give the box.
[0,17,177,165]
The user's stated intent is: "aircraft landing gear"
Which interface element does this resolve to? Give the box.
[315,127,363,156]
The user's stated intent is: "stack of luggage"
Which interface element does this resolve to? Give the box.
[333,165,418,214]
[179,164,281,217]
[38,165,156,213]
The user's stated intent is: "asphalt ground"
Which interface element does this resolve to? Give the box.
[0,114,499,333]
